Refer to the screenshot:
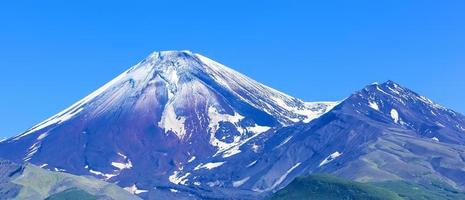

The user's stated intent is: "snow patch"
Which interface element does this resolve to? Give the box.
[117,152,128,159]
[274,97,338,123]
[418,96,446,110]
[24,142,41,162]
[390,109,399,123]
[254,162,301,192]
[111,160,132,170]
[319,151,342,167]
[169,171,191,185]
[368,101,379,111]
[37,132,49,140]
[54,168,66,172]
[301,102,339,123]
[208,106,244,149]
[188,156,196,163]
[233,177,250,187]
[432,137,439,142]
[194,162,225,170]
[23,131,52,161]
[207,106,269,158]
[169,189,179,193]
[159,102,187,139]
[275,136,293,149]
[89,169,117,180]
[246,160,257,168]
[246,124,271,134]
[222,146,241,158]
[124,184,148,195]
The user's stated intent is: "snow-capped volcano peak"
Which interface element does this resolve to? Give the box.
[14,51,336,141]
[0,51,338,198]
[7,50,337,170]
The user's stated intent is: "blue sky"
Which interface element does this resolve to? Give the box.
[0,1,464,137]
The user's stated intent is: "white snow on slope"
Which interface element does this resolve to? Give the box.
[54,168,66,172]
[208,106,245,150]
[170,189,179,193]
[11,50,338,159]
[222,146,241,158]
[111,159,133,170]
[194,162,225,170]
[273,163,301,189]
[117,152,128,159]
[233,177,250,187]
[188,156,196,163]
[246,160,257,167]
[23,142,41,162]
[368,101,379,111]
[254,162,301,193]
[418,95,447,111]
[12,63,136,141]
[275,136,293,149]
[159,101,187,139]
[207,105,272,158]
[195,53,338,125]
[319,151,342,167]
[89,169,117,180]
[390,109,399,123]
[124,184,148,195]
[303,102,339,123]
[247,124,271,134]
[169,171,191,185]
[23,131,52,162]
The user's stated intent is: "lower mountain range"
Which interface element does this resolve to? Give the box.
[0,51,464,200]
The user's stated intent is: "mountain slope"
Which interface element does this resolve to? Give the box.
[269,174,465,200]
[246,81,465,192]
[0,51,336,199]
[181,80,465,199]
[0,160,139,200]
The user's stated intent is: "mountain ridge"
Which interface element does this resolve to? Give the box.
[0,51,464,200]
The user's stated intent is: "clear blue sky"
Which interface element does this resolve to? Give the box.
[1,1,464,137]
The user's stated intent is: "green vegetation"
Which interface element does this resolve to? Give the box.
[45,188,98,200]
[269,174,402,200]
[9,164,140,200]
[375,180,465,200]
[269,174,465,200]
